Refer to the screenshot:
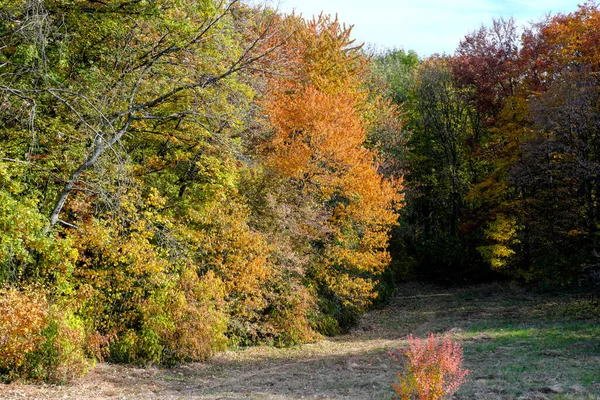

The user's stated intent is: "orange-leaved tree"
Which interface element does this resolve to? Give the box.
[261,14,403,331]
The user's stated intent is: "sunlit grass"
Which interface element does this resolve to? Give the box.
[0,282,597,399]
[209,284,600,399]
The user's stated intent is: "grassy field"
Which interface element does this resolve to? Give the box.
[1,282,599,399]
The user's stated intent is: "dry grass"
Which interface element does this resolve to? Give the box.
[1,282,598,399]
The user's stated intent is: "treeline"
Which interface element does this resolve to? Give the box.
[0,0,400,380]
[380,2,600,286]
[1,0,599,383]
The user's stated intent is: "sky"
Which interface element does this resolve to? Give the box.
[269,0,581,56]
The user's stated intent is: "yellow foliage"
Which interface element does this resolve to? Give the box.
[143,269,228,362]
[477,215,519,270]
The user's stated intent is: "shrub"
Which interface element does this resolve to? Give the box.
[0,286,48,378]
[389,333,469,400]
[144,269,229,364]
[265,278,318,347]
[25,309,92,383]
[0,287,91,383]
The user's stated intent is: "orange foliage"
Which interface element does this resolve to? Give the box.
[182,197,317,344]
[262,14,402,313]
[0,286,48,373]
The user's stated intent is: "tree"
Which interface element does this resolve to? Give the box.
[0,0,280,231]
[0,0,321,372]
[261,14,402,331]
[396,57,488,279]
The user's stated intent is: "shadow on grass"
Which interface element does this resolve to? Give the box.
[2,282,597,400]
[150,283,600,400]
[156,349,401,399]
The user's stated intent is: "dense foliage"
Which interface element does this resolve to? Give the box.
[0,0,400,380]
[382,2,600,287]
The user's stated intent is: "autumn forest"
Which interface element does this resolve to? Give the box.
[1,0,600,384]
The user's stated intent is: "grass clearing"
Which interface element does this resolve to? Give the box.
[0,282,598,399]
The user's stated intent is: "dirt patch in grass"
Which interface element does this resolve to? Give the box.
[1,282,599,399]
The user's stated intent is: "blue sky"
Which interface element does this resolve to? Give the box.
[270,0,581,56]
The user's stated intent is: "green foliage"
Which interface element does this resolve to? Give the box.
[387,57,490,281]
[142,269,228,364]
[371,48,419,105]
[25,308,91,383]
[0,162,77,286]
[2,1,404,379]
[378,6,600,286]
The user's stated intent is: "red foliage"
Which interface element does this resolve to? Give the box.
[389,333,469,400]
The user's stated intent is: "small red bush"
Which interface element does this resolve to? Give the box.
[389,333,469,400]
